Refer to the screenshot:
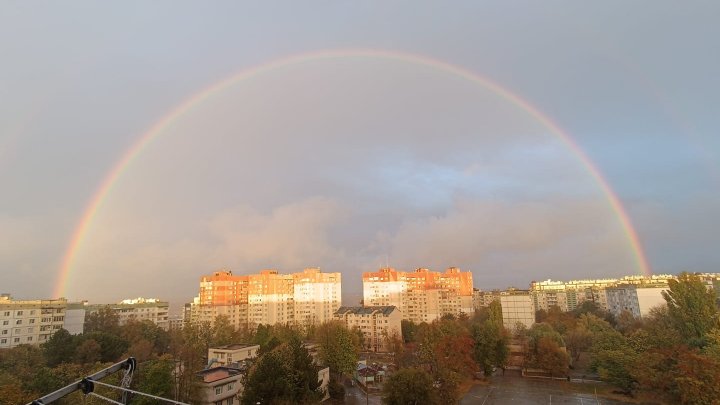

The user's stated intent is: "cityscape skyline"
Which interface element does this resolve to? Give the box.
[2,2,719,308]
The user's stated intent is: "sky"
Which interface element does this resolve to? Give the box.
[1,1,719,309]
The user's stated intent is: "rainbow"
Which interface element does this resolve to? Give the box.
[52,48,651,298]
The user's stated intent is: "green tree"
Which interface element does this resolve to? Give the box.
[590,328,636,393]
[133,357,175,405]
[84,307,121,334]
[401,319,417,343]
[662,272,720,347]
[241,337,322,405]
[43,329,77,367]
[315,321,359,378]
[85,331,129,362]
[382,368,438,405]
[211,315,236,346]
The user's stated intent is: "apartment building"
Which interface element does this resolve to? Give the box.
[530,274,677,312]
[472,289,501,309]
[193,268,341,330]
[84,298,170,330]
[335,306,401,352]
[362,267,473,323]
[208,344,260,367]
[605,284,668,319]
[499,289,535,331]
[0,295,67,348]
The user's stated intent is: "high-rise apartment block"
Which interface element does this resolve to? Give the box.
[335,306,401,352]
[362,267,473,323]
[0,295,67,348]
[193,268,341,330]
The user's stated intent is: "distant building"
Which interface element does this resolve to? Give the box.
[64,302,86,335]
[530,274,677,312]
[472,288,501,309]
[499,289,535,331]
[192,268,341,330]
[362,267,473,322]
[334,306,401,352]
[84,298,170,330]
[0,295,67,348]
[605,285,668,319]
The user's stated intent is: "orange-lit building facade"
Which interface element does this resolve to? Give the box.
[194,268,341,330]
[362,267,473,323]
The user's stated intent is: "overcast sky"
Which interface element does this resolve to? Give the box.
[1,1,719,308]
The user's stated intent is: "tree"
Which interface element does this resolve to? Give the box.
[382,368,438,405]
[315,321,359,379]
[401,319,417,343]
[525,323,568,375]
[84,307,121,334]
[133,357,175,405]
[662,272,720,347]
[43,329,76,367]
[472,320,508,377]
[74,338,101,364]
[564,325,592,362]
[242,337,322,405]
[590,328,636,393]
[211,315,236,346]
[534,337,569,378]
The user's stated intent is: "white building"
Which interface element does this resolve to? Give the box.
[208,344,260,367]
[334,306,401,352]
[85,298,170,330]
[499,290,535,331]
[0,295,67,348]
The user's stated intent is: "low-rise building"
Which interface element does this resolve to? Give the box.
[196,366,243,405]
[334,306,401,352]
[208,344,259,368]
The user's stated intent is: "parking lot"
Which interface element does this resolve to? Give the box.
[461,373,636,405]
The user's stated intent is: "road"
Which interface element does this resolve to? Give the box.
[342,378,382,405]
[461,374,635,405]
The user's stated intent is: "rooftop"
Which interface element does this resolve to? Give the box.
[196,367,242,383]
[335,306,398,316]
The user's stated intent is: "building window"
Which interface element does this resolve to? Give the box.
[13,338,19,343]
[2,321,7,326]
[227,397,234,405]
[3,311,9,316]
[16,320,22,325]
[27,336,32,342]
[215,386,223,395]
[29,319,35,324]
[227,383,234,391]
[17,311,23,316]
[0,339,5,344]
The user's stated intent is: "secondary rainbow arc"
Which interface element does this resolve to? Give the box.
[52,48,652,298]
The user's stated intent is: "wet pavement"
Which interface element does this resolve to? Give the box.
[461,373,635,405]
